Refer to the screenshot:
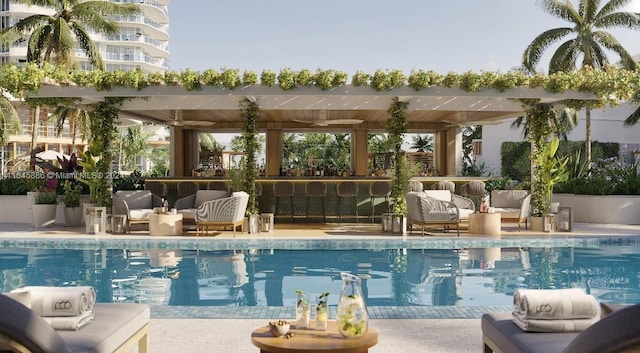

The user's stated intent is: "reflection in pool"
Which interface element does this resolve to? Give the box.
[0,243,639,307]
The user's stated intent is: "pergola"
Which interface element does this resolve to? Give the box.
[33,84,595,177]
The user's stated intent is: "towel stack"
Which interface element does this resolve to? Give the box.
[512,288,598,332]
[12,286,96,331]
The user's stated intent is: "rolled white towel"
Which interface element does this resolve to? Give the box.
[512,312,598,332]
[43,309,94,331]
[13,286,96,317]
[513,288,597,320]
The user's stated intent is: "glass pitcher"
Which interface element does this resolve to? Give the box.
[336,272,368,338]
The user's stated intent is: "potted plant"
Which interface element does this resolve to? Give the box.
[32,188,58,228]
[530,137,569,230]
[62,180,83,227]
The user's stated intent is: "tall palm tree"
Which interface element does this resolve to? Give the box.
[50,104,90,152]
[522,0,640,162]
[0,0,139,70]
[410,134,434,152]
[0,93,21,146]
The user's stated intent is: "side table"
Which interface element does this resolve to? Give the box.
[149,213,183,236]
[251,320,378,353]
[468,212,501,236]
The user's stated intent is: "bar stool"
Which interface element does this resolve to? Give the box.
[305,181,327,223]
[336,181,359,224]
[461,180,486,212]
[207,181,230,195]
[369,181,391,222]
[431,180,456,193]
[144,181,168,199]
[177,181,199,198]
[273,181,295,221]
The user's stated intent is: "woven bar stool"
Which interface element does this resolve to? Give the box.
[461,180,486,212]
[336,181,359,224]
[305,181,327,223]
[144,181,168,199]
[369,181,391,222]
[431,180,456,193]
[177,181,199,198]
[273,181,295,221]
[207,181,230,196]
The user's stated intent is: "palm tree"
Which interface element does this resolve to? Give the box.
[0,0,139,70]
[410,134,433,152]
[49,105,90,152]
[522,0,640,162]
[0,93,21,146]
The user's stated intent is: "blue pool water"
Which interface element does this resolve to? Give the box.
[1,236,640,313]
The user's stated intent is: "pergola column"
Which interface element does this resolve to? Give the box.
[265,128,282,176]
[434,127,462,176]
[352,128,368,176]
[170,126,198,177]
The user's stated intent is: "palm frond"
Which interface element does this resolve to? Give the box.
[593,31,639,69]
[595,11,640,29]
[597,0,632,17]
[549,40,580,72]
[27,26,49,64]
[72,24,104,70]
[624,106,640,126]
[522,27,574,71]
[540,0,579,22]
[580,0,600,23]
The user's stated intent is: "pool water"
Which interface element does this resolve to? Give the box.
[1,238,640,313]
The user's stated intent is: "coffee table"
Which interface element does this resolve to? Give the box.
[468,212,501,236]
[251,320,378,353]
[148,213,183,236]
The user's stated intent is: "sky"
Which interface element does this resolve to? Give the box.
[167,0,640,75]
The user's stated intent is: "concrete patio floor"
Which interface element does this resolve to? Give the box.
[1,221,639,353]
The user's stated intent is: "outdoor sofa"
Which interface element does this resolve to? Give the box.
[488,189,531,230]
[111,190,163,232]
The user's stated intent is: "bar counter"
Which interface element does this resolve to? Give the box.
[146,177,492,223]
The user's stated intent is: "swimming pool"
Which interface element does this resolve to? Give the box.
[1,236,639,319]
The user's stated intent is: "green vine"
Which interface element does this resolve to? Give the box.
[387,97,409,215]
[240,98,261,215]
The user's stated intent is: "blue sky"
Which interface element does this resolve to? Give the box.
[167,0,640,75]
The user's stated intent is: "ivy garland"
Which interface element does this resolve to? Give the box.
[387,97,409,216]
[2,63,639,111]
[240,98,261,216]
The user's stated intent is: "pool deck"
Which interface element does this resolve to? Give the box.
[1,221,639,353]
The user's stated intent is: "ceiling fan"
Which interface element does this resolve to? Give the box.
[293,110,363,127]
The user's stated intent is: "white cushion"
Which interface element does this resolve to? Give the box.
[423,190,452,202]
[129,209,155,220]
[459,209,475,220]
[178,209,196,220]
[194,190,228,208]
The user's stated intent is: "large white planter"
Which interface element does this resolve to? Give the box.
[32,204,57,228]
[63,207,84,227]
[553,194,640,225]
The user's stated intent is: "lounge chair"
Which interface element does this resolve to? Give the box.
[0,293,150,353]
[405,191,464,236]
[482,303,640,353]
[174,190,229,222]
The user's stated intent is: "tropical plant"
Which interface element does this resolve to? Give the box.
[50,104,90,151]
[531,137,569,216]
[0,0,139,70]
[35,189,57,204]
[61,180,82,208]
[522,0,640,162]
[199,133,225,152]
[116,125,154,171]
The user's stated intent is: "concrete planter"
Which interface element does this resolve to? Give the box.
[553,194,640,225]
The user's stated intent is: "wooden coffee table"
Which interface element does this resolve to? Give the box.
[251,320,378,353]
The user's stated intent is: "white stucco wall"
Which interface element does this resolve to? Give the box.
[478,103,640,176]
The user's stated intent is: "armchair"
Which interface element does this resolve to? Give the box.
[405,191,462,236]
[112,190,162,232]
[195,191,249,237]
[423,190,475,220]
[489,190,531,230]
[174,190,229,221]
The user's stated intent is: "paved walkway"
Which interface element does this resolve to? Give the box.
[1,221,639,353]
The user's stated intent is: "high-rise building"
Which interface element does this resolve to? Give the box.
[0,0,171,175]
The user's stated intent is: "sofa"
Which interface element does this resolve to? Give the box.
[112,190,163,232]
[488,189,531,230]
[195,191,249,236]
[482,304,640,353]
[405,191,465,236]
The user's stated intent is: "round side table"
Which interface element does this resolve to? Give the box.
[468,212,501,236]
[251,320,378,353]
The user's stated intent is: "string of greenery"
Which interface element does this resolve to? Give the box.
[240,98,261,216]
[1,64,639,111]
[387,97,409,216]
